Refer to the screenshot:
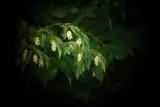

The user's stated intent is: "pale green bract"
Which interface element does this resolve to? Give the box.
[67,31,73,40]
[34,37,40,46]
[51,40,57,51]
[33,54,38,64]
[77,53,83,62]
[76,38,82,47]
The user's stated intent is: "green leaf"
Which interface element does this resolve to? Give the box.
[92,65,104,82]
[52,57,74,84]
[54,36,63,45]
[68,76,72,86]
[103,47,113,64]
[107,42,133,60]
[83,47,94,70]
[34,67,57,87]
[17,37,28,57]
[83,47,90,59]
[85,59,91,70]
[101,28,144,51]
[45,33,51,50]
[42,52,50,69]
[99,54,107,72]
[63,47,70,55]
[28,44,38,51]
[61,26,68,40]
[56,44,62,59]
[67,41,77,47]
[74,61,84,80]
[40,34,46,48]
[90,49,107,73]
[33,47,50,69]
[72,13,84,25]
[68,25,81,38]
[43,28,55,38]
[54,36,63,59]
[81,32,90,48]
[21,50,33,72]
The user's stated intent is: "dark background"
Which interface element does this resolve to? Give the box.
[3,0,156,106]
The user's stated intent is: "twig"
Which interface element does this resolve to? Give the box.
[46,23,62,28]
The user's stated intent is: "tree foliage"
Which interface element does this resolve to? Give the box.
[16,0,144,89]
